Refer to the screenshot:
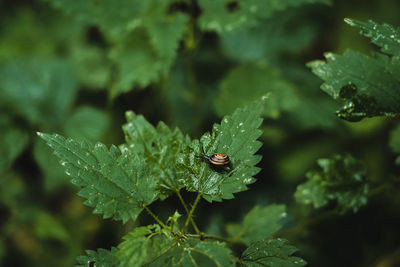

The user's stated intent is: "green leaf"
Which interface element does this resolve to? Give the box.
[226,204,286,245]
[64,106,111,142]
[178,98,264,202]
[116,224,173,266]
[344,18,400,57]
[295,154,369,212]
[0,115,29,173]
[34,211,69,242]
[0,59,77,126]
[198,0,330,33]
[220,10,317,62]
[214,63,299,118]
[117,224,235,266]
[241,238,307,267]
[37,133,158,223]
[122,111,190,199]
[109,29,174,97]
[44,0,188,97]
[308,49,400,121]
[153,240,235,267]
[76,247,118,267]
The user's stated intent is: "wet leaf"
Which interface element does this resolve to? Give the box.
[38,133,158,223]
[178,98,264,202]
[345,18,400,57]
[121,111,191,199]
[241,238,307,267]
[295,154,369,212]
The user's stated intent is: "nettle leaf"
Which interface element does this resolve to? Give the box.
[308,19,400,122]
[117,224,173,266]
[198,0,330,33]
[117,224,235,266]
[345,18,400,57]
[76,247,118,267]
[214,63,299,118]
[122,111,191,199]
[226,204,286,245]
[389,124,400,165]
[241,238,307,267]
[45,0,188,97]
[38,133,158,223]
[220,9,318,62]
[153,240,235,267]
[0,59,77,126]
[178,98,264,202]
[295,154,369,212]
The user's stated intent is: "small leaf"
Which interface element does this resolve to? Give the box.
[295,154,369,212]
[241,238,307,267]
[122,111,191,199]
[178,98,264,201]
[117,224,173,267]
[75,247,118,267]
[38,133,158,223]
[226,204,286,245]
[344,18,400,57]
[153,240,235,267]
[117,225,235,266]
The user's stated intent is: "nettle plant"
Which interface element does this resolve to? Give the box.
[38,98,306,266]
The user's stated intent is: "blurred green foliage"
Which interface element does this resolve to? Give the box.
[1,0,400,266]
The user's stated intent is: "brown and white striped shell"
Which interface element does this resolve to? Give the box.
[208,153,230,166]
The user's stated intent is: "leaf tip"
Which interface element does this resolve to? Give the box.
[344,18,356,27]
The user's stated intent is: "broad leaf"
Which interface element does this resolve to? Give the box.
[308,19,400,121]
[122,111,191,199]
[0,59,77,126]
[308,50,400,121]
[38,133,158,223]
[241,238,307,267]
[214,63,299,118]
[76,247,118,267]
[345,18,400,57]
[220,10,317,62]
[226,204,286,245]
[198,0,330,33]
[64,106,111,141]
[178,98,264,202]
[295,154,369,212]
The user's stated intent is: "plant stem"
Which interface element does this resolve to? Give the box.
[143,204,169,230]
[176,190,201,234]
[183,192,202,233]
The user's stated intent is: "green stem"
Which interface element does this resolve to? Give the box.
[143,205,169,230]
[183,193,202,233]
[176,190,201,234]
